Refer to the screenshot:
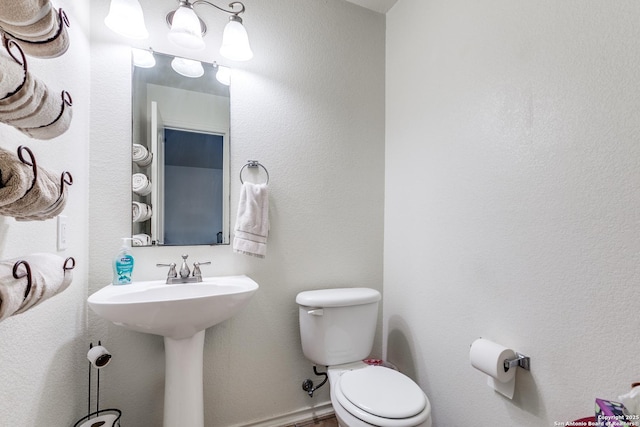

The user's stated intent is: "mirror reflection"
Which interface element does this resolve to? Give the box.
[131,51,230,246]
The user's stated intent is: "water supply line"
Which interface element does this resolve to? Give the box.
[302,366,328,398]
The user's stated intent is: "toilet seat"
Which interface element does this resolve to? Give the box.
[334,366,431,427]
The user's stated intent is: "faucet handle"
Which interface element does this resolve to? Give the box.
[192,261,211,279]
[156,262,177,278]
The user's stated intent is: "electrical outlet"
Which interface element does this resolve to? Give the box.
[57,215,68,251]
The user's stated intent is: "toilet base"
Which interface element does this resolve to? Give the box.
[327,363,432,427]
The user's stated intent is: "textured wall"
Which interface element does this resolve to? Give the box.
[384,0,640,425]
[0,1,91,425]
[89,0,385,425]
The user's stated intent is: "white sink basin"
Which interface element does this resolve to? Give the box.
[88,274,259,427]
[88,275,259,339]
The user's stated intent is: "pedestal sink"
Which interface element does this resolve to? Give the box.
[87,275,259,427]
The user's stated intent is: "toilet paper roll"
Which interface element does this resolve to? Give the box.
[469,338,516,399]
[87,345,112,369]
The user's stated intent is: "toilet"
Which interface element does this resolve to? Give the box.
[296,288,432,427]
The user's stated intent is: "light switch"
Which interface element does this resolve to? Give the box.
[57,215,68,251]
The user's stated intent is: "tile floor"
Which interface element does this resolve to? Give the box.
[285,413,338,427]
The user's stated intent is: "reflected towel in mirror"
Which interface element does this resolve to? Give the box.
[132,201,152,222]
[132,233,151,246]
[132,144,152,167]
[132,173,151,196]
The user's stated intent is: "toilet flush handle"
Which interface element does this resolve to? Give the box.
[307,308,324,316]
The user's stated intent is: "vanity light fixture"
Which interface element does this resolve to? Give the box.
[214,62,230,86]
[171,56,205,78]
[166,0,253,61]
[131,48,156,68]
[104,0,149,39]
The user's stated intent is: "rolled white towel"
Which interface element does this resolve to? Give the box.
[0,253,73,321]
[132,144,148,162]
[0,146,35,209]
[132,144,152,167]
[132,201,142,222]
[0,52,26,100]
[18,91,72,140]
[132,201,152,222]
[132,233,151,246]
[0,6,56,38]
[0,73,43,123]
[0,0,50,26]
[0,166,59,219]
[0,69,33,112]
[132,173,151,196]
[142,204,152,221]
[4,8,70,59]
[5,80,61,128]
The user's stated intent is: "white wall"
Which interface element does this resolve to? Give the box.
[89,0,385,426]
[0,1,91,425]
[385,0,640,425]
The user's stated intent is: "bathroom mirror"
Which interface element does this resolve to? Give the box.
[131,51,230,246]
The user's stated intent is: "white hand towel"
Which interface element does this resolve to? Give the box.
[0,253,73,321]
[233,182,269,258]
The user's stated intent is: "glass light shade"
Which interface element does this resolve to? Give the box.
[215,65,231,86]
[104,0,148,39]
[132,48,155,68]
[171,57,204,78]
[168,6,205,51]
[220,19,253,61]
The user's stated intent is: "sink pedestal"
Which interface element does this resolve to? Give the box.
[87,275,259,427]
[164,331,205,427]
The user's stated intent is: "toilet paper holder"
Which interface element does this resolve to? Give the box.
[503,353,530,372]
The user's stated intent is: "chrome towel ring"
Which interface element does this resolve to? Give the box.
[239,160,269,185]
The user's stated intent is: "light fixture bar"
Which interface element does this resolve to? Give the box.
[166,1,246,36]
[166,0,252,60]
[166,1,208,35]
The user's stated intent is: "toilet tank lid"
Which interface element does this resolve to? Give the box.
[296,288,381,307]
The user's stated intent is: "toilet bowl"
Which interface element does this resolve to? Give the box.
[296,288,432,427]
[329,362,432,427]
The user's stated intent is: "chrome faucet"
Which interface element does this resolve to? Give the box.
[156,254,211,284]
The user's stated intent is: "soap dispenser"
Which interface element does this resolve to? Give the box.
[112,238,135,285]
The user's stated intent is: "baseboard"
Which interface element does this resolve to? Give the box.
[229,402,334,427]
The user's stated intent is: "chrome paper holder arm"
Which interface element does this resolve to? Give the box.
[503,353,530,372]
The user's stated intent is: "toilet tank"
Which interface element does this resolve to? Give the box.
[296,288,381,366]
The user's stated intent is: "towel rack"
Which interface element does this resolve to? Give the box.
[17,145,37,190]
[16,145,74,199]
[12,260,32,300]
[11,256,75,301]
[239,160,269,185]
